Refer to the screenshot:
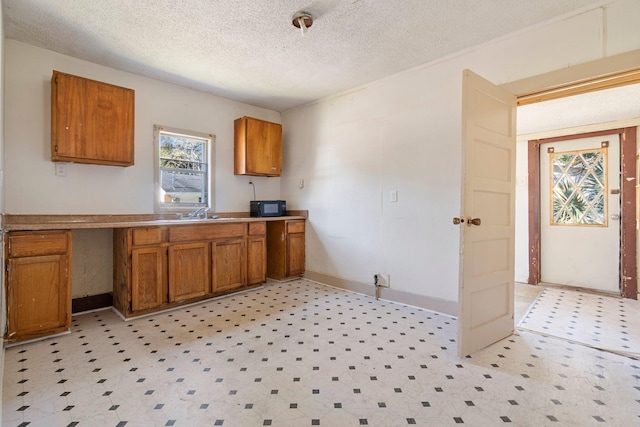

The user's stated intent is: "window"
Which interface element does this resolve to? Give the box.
[154,125,214,213]
[549,147,607,226]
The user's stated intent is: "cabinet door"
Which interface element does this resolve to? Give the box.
[131,246,165,311]
[6,254,70,341]
[168,242,209,302]
[235,117,282,176]
[246,118,282,175]
[287,232,306,277]
[212,239,246,293]
[51,70,134,166]
[247,236,266,285]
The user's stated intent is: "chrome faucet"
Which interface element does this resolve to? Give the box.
[188,206,210,219]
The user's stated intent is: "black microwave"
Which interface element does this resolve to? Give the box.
[250,200,286,217]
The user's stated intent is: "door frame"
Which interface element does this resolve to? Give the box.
[527,127,637,298]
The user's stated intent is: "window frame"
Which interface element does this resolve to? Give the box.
[153,124,215,214]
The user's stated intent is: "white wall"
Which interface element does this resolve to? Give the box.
[281,0,640,306]
[4,40,282,214]
[4,40,283,297]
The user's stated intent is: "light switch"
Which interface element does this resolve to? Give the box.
[390,190,398,202]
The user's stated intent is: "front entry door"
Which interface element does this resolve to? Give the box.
[540,135,621,292]
[457,70,517,357]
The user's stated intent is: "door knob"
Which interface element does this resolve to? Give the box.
[611,214,620,220]
[467,217,481,226]
[452,217,465,225]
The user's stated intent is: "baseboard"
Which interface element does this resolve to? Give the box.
[303,270,458,317]
[72,293,113,314]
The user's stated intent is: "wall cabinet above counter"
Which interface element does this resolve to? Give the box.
[51,70,135,167]
[234,116,282,177]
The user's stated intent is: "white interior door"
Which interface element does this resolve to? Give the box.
[540,135,620,292]
[457,70,517,358]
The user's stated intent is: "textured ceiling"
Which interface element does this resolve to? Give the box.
[518,83,640,135]
[4,0,609,111]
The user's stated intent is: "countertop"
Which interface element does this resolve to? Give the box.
[2,211,308,231]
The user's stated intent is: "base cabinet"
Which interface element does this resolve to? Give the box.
[169,242,210,302]
[131,246,165,311]
[5,230,72,342]
[114,221,266,318]
[212,238,245,293]
[266,220,305,280]
[247,223,267,285]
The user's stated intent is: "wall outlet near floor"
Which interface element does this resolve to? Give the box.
[373,273,390,288]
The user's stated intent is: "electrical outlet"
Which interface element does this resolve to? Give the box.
[55,163,67,177]
[373,273,390,288]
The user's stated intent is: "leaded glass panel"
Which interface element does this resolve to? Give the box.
[550,148,607,226]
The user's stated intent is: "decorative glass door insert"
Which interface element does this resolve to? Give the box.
[549,144,607,226]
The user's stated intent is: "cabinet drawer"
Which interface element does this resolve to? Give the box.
[9,231,70,257]
[132,228,165,246]
[287,221,305,234]
[249,222,266,236]
[170,223,246,242]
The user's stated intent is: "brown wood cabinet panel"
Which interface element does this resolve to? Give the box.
[9,231,69,257]
[169,223,245,243]
[168,242,209,302]
[248,222,266,236]
[247,236,267,286]
[51,70,134,166]
[287,221,305,234]
[266,220,305,280]
[112,228,131,316]
[234,116,282,176]
[287,232,306,277]
[132,228,166,246]
[7,255,69,341]
[132,246,165,311]
[266,221,287,279]
[6,229,71,342]
[212,239,246,293]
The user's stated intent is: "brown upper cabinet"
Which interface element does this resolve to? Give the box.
[51,70,135,166]
[234,116,282,176]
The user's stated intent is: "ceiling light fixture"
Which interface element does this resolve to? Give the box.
[292,12,313,36]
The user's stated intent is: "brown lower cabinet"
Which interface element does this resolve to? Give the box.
[169,242,210,302]
[247,222,267,286]
[5,230,72,342]
[267,220,305,280]
[114,221,266,318]
[212,238,246,293]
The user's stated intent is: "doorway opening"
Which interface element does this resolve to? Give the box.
[512,64,640,300]
[526,128,635,297]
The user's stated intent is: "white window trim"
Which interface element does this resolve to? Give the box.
[153,124,215,214]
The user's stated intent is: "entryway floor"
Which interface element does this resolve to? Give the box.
[517,285,640,357]
[3,279,640,426]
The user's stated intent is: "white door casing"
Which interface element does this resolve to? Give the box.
[458,70,517,358]
[539,135,620,292]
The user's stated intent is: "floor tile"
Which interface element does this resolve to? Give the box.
[3,279,640,426]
